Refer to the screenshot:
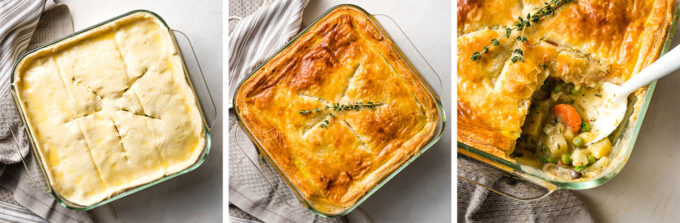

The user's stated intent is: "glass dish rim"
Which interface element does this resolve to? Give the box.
[457,2,680,190]
[231,4,447,217]
[8,9,212,210]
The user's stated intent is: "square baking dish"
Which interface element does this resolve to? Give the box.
[9,10,214,210]
[458,2,680,197]
[232,4,446,217]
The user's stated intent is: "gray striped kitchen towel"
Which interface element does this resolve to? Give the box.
[0,0,42,167]
[227,0,308,107]
[0,1,93,222]
[0,202,46,223]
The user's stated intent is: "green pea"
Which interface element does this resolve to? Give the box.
[561,153,572,165]
[573,136,585,147]
[588,155,596,165]
[574,166,587,171]
[562,153,571,165]
[540,155,549,163]
[581,122,591,132]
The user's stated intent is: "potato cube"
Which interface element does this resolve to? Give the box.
[587,138,612,159]
[571,149,589,167]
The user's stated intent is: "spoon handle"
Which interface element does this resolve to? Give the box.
[619,45,680,96]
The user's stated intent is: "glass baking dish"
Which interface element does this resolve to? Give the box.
[458,3,680,199]
[232,4,446,217]
[8,10,216,210]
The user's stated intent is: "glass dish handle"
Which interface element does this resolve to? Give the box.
[8,128,48,193]
[458,173,555,201]
[232,125,306,209]
[172,30,218,128]
[372,14,443,94]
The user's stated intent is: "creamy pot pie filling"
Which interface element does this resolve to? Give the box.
[13,12,205,206]
[513,79,614,179]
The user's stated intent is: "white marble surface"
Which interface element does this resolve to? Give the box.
[573,19,680,222]
[56,0,223,222]
[303,1,452,222]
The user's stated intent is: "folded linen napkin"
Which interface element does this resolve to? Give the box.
[458,155,594,223]
[0,1,93,222]
[228,0,346,222]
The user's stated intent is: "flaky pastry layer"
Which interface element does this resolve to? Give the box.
[235,6,439,214]
[13,11,205,206]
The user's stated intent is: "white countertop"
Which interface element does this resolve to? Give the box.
[57,0,223,222]
[303,1,452,222]
[573,20,680,222]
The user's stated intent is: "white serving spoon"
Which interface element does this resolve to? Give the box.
[585,45,680,145]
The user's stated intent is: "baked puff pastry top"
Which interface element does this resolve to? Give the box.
[13,12,206,206]
[458,0,675,158]
[235,6,439,214]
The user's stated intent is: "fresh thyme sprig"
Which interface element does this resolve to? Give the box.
[470,0,574,62]
[299,101,380,129]
[299,101,378,115]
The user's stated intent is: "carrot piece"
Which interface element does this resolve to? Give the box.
[552,104,582,132]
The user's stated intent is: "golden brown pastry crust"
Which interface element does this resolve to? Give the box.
[235,6,439,213]
[457,0,675,157]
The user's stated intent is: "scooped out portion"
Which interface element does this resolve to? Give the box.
[513,78,613,179]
